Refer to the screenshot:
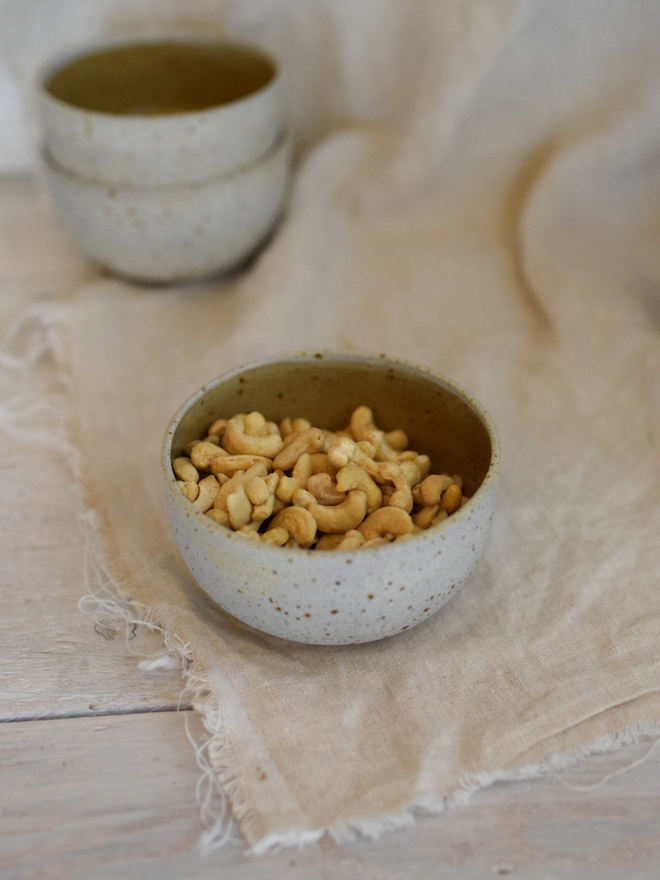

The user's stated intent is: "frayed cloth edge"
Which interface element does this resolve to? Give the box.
[250,718,660,854]
[0,303,245,852]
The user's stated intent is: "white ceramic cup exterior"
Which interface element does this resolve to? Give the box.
[37,39,284,187]
[43,134,291,283]
[161,354,500,645]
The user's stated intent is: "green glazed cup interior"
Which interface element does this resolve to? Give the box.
[42,40,277,116]
[169,354,496,499]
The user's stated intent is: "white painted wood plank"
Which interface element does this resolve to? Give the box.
[1,711,659,880]
[0,177,183,719]
[0,446,184,719]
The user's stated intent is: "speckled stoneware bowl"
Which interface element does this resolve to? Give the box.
[162,353,500,645]
[42,133,290,283]
[37,39,283,186]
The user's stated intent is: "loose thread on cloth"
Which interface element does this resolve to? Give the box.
[551,727,660,792]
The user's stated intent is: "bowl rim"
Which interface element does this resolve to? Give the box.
[40,127,290,191]
[36,35,281,122]
[161,351,501,557]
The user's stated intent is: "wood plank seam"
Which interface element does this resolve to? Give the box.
[0,703,193,723]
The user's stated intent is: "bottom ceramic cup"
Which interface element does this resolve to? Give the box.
[42,132,290,283]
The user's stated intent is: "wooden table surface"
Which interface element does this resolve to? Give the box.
[1,177,659,880]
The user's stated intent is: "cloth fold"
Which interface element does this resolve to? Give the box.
[5,0,660,851]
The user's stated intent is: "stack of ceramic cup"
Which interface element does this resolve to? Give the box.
[38,39,290,283]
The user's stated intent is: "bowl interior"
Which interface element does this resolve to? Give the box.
[170,355,494,497]
[43,40,276,116]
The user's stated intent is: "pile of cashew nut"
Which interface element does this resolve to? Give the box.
[172,406,469,550]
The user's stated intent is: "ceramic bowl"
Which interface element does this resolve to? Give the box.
[162,353,500,645]
[42,132,291,283]
[37,39,284,187]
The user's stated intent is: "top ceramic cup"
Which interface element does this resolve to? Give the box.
[37,39,283,186]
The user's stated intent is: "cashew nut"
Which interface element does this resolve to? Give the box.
[380,491,394,507]
[279,417,293,436]
[243,473,269,506]
[364,430,399,462]
[213,470,245,511]
[292,417,312,433]
[193,475,219,513]
[418,474,454,506]
[206,508,230,527]
[307,489,367,534]
[173,456,199,483]
[451,474,464,491]
[176,480,199,502]
[222,416,283,458]
[416,455,431,481]
[208,418,228,439]
[226,485,253,530]
[338,529,365,550]
[270,506,317,548]
[210,455,273,477]
[185,435,221,455]
[412,504,440,529]
[190,441,229,471]
[238,525,261,540]
[357,440,378,459]
[379,462,413,513]
[243,411,268,436]
[261,527,289,546]
[316,529,365,550]
[335,463,382,513]
[276,475,303,504]
[273,427,325,471]
[385,428,408,451]
[399,460,421,488]
[432,509,449,526]
[252,472,279,521]
[315,533,345,550]
[362,537,390,548]
[348,406,400,460]
[441,483,463,514]
[358,507,413,541]
[292,488,316,508]
[309,453,339,477]
[327,437,384,482]
[307,473,347,506]
[292,452,313,486]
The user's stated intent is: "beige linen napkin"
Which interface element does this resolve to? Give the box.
[7,0,660,852]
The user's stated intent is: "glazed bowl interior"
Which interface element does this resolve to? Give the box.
[42,39,277,116]
[169,353,494,499]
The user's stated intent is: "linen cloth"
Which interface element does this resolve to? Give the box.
[3,0,660,850]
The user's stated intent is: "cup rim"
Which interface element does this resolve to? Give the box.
[41,127,290,191]
[37,35,281,121]
[161,351,501,556]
